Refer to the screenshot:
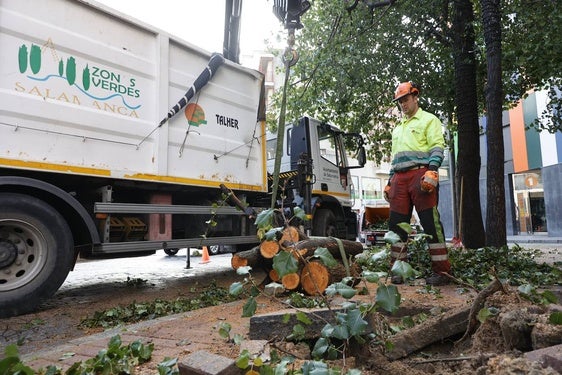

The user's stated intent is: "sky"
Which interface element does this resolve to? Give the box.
[94,0,284,68]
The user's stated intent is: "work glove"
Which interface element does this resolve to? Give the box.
[383,184,391,203]
[420,170,439,193]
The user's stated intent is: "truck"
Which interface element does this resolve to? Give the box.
[0,0,365,317]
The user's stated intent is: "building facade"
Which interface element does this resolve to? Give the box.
[439,90,562,240]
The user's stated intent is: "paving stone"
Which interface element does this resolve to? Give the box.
[178,350,239,375]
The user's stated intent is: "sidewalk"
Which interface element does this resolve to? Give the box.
[507,234,562,244]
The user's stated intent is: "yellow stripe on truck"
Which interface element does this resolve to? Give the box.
[0,158,111,176]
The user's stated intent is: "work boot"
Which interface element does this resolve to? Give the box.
[425,273,449,286]
[391,275,403,284]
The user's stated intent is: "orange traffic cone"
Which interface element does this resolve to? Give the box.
[200,246,211,264]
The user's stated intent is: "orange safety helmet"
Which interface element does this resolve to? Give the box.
[393,81,419,101]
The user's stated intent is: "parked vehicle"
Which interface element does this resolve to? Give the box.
[0,0,365,317]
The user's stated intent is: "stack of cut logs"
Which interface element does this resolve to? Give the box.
[231,226,365,295]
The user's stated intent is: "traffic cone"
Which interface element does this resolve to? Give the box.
[200,246,211,264]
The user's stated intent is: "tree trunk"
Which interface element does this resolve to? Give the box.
[481,0,506,247]
[452,0,486,248]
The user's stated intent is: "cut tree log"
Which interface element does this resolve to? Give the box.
[300,261,330,295]
[293,237,364,259]
[384,306,471,360]
[269,268,280,282]
[279,226,302,249]
[231,246,272,270]
[281,272,300,290]
[260,240,280,259]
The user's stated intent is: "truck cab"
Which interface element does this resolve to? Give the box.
[266,117,366,240]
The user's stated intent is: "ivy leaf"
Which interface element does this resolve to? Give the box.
[325,282,356,299]
[397,222,413,234]
[255,209,275,230]
[477,307,493,323]
[235,350,250,369]
[370,248,388,262]
[288,324,306,341]
[236,266,252,275]
[375,284,401,313]
[264,227,282,241]
[362,270,386,283]
[384,231,402,244]
[391,260,414,279]
[517,284,534,296]
[274,358,293,375]
[313,247,338,267]
[272,251,299,278]
[346,308,368,337]
[549,312,562,325]
[302,360,330,375]
[311,337,329,358]
[229,282,244,296]
[293,206,306,221]
[242,297,257,317]
[296,311,313,325]
[218,322,231,339]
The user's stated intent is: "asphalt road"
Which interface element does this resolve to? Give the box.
[59,248,235,292]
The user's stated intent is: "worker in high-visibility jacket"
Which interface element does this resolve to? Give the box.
[383,81,451,286]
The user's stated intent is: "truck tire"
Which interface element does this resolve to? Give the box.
[312,209,337,237]
[164,248,180,256]
[0,193,74,318]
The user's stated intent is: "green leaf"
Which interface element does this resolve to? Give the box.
[233,333,244,345]
[362,270,386,283]
[477,307,493,323]
[235,349,250,369]
[375,284,401,313]
[397,222,413,234]
[218,322,231,339]
[369,248,388,262]
[384,231,402,244]
[549,312,562,325]
[242,297,257,317]
[229,282,244,296]
[296,311,313,325]
[288,324,306,341]
[255,209,275,230]
[311,337,329,358]
[325,282,356,299]
[346,308,368,337]
[236,266,252,275]
[274,358,293,375]
[518,284,534,296]
[264,227,282,241]
[541,290,559,304]
[272,251,299,278]
[391,260,415,279]
[293,206,306,220]
[313,247,338,267]
[302,360,330,375]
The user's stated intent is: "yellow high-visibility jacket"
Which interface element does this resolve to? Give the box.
[390,108,445,176]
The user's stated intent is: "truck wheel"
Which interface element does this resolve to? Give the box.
[208,245,222,255]
[0,193,74,318]
[312,209,337,237]
[164,248,180,256]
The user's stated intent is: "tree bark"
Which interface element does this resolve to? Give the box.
[452,0,486,248]
[292,237,365,259]
[481,0,506,247]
